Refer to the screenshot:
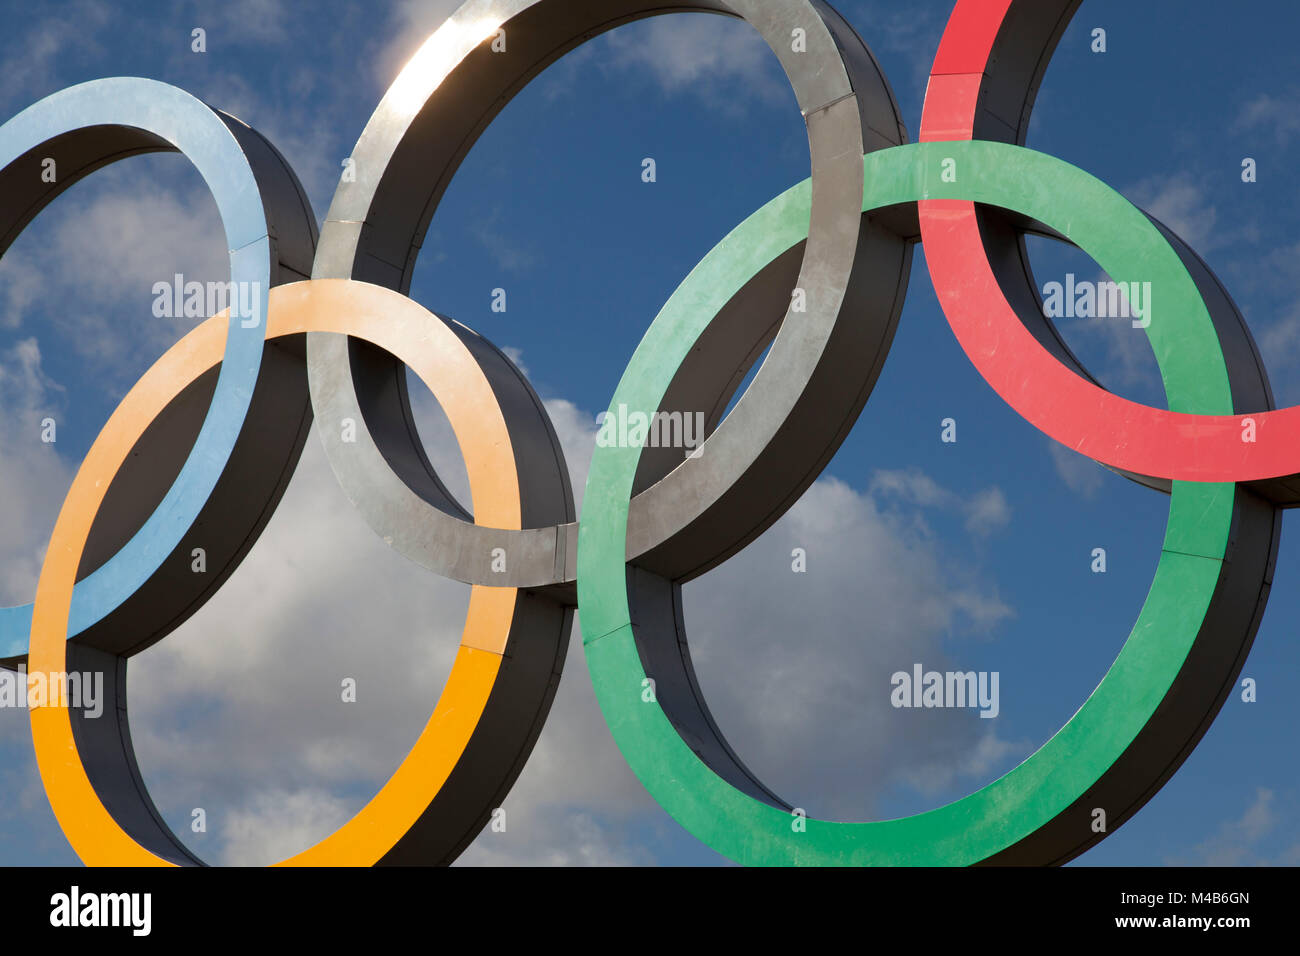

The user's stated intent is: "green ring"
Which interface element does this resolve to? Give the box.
[577,139,1236,865]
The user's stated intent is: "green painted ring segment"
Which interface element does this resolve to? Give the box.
[577,139,1235,865]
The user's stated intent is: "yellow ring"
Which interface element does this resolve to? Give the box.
[29,279,520,866]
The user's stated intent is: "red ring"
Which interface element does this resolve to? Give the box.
[918,0,1300,484]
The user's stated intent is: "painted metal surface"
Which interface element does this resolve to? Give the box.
[29,280,568,866]
[580,139,1270,865]
[1,0,1286,868]
[308,0,913,589]
[0,78,315,656]
[919,0,1300,491]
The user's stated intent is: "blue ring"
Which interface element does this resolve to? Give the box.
[0,78,272,656]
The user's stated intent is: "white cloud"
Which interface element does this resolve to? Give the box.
[196,0,291,46]
[678,474,1019,822]
[964,486,1012,536]
[1234,90,1300,146]
[1257,301,1300,378]
[0,160,228,401]
[0,337,62,409]
[0,338,71,607]
[1048,441,1106,499]
[599,15,787,110]
[1168,788,1300,866]
[0,256,43,332]
[869,467,1012,536]
[218,788,354,866]
[470,209,539,274]
[462,809,656,866]
[0,0,112,112]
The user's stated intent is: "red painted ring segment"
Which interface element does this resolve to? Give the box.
[918,0,1300,484]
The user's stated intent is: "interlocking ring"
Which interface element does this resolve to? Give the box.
[307,0,910,588]
[581,139,1275,865]
[6,0,911,866]
[3,0,1282,867]
[914,0,1281,862]
[0,77,315,656]
[578,0,1281,865]
[30,280,560,864]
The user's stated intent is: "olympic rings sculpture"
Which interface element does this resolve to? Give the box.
[0,0,1284,866]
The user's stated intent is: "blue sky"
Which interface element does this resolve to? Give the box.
[0,0,1297,866]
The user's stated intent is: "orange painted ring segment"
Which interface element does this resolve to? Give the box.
[29,279,527,866]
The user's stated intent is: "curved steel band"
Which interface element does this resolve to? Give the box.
[922,0,1300,490]
[3,75,571,865]
[9,0,917,866]
[308,0,914,591]
[0,78,317,661]
[12,0,1272,869]
[579,138,1278,865]
[30,280,573,866]
[913,0,1278,862]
